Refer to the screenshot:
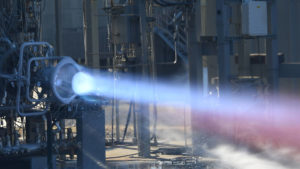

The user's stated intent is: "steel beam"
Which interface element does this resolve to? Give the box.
[266,0,279,93]
[187,1,204,155]
[83,0,100,68]
[47,114,54,169]
[135,0,151,157]
[55,0,62,55]
[216,0,231,95]
[115,99,120,142]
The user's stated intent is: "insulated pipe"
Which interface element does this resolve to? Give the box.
[16,42,54,116]
[25,56,62,103]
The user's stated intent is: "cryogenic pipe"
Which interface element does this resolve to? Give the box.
[16,42,54,116]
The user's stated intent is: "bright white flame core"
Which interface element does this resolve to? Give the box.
[72,72,95,95]
[71,71,190,106]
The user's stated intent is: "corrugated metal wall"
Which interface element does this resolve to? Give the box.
[41,0,108,62]
[278,0,300,95]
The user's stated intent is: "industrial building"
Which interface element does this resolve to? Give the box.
[0,0,300,168]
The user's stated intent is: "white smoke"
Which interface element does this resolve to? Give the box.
[209,144,300,169]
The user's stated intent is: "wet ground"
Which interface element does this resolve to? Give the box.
[57,141,300,169]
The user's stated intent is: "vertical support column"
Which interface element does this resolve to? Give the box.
[149,1,158,145]
[135,0,151,157]
[55,0,62,55]
[83,0,100,68]
[79,1,104,168]
[77,108,106,169]
[47,113,53,169]
[216,0,231,96]
[133,102,137,143]
[115,100,120,142]
[234,3,248,76]
[266,0,279,94]
[187,2,203,155]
